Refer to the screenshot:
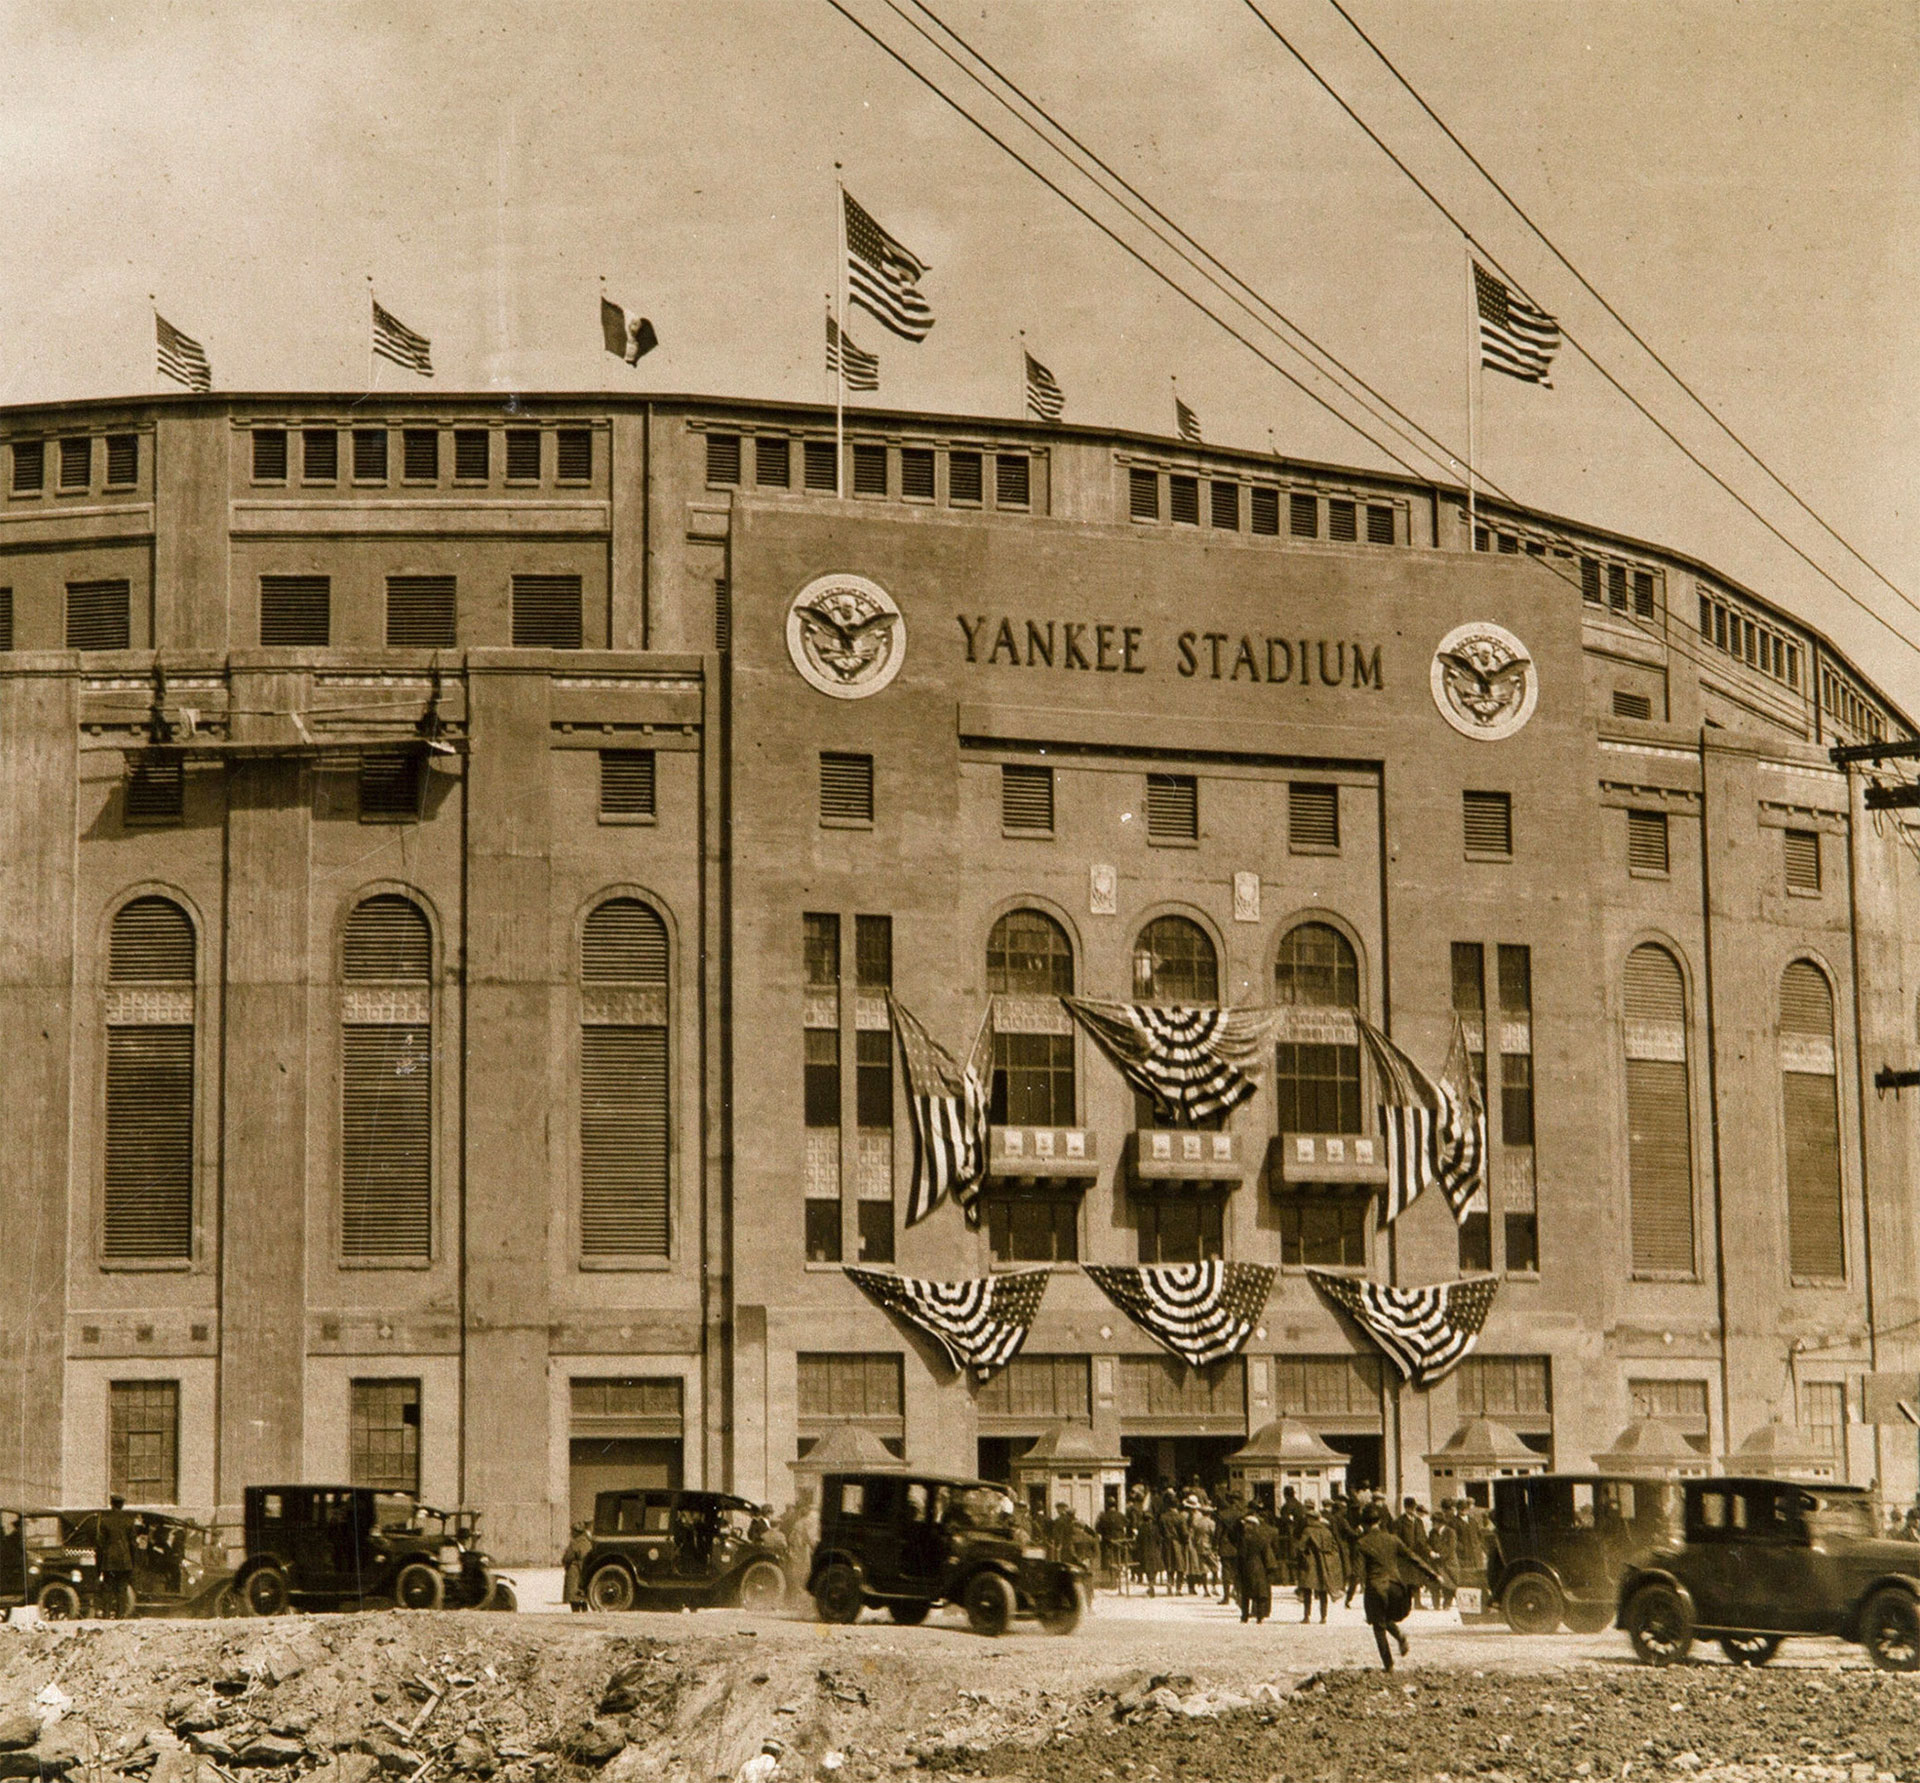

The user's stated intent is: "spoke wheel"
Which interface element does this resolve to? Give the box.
[211,1585,244,1619]
[1718,1634,1781,1666]
[1863,1588,1920,1672]
[242,1567,290,1617]
[812,1564,862,1625]
[736,1560,786,1613]
[35,1581,80,1622]
[1502,1573,1564,1635]
[1624,1582,1694,1667]
[962,1570,1015,1638]
[585,1564,636,1613]
[393,1562,445,1611]
[1037,1578,1086,1637]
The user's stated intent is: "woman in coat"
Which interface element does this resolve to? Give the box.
[1235,1509,1280,1623]
[1294,1503,1341,1623]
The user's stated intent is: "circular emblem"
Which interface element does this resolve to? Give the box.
[786,574,906,699]
[1431,621,1538,741]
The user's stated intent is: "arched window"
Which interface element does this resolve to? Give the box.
[1781,961,1843,1279]
[1272,922,1361,1134]
[341,895,433,1260]
[1132,915,1217,1004]
[1623,944,1694,1275]
[105,897,196,1260]
[581,898,670,1257]
[986,910,1074,1126]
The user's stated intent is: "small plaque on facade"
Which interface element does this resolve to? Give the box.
[1233,871,1261,923]
[1090,862,1117,915]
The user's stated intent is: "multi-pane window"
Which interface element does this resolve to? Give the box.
[1499,943,1538,1272]
[403,429,439,482]
[756,436,791,488]
[1145,773,1198,842]
[1278,1195,1368,1267]
[1273,923,1361,1135]
[706,434,741,485]
[505,429,541,481]
[1629,1377,1711,1453]
[1451,942,1493,1269]
[820,753,874,825]
[1627,809,1669,875]
[1288,782,1339,851]
[511,574,584,649]
[1272,1354,1380,1417]
[599,750,656,819]
[1463,790,1513,857]
[352,429,388,482]
[580,899,671,1258]
[1117,1355,1245,1419]
[1001,764,1054,834]
[1781,961,1843,1280]
[259,575,331,647]
[1784,829,1821,894]
[1624,944,1695,1275]
[386,576,457,648]
[804,914,842,1261]
[975,1355,1090,1419]
[798,1354,903,1424]
[854,915,894,1265]
[987,1189,1080,1263]
[1134,915,1217,1004]
[1698,588,1800,690]
[350,1379,421,1492]
[986,910,1075,1127]
[104,898,196,1260]
[250,431,286,482]
[1456,1355,1552,1426]
[341,896,432,1260]
[109,1381,179,1503]
[304,429,339,482]
[1136,1191,1224,1263]
[67,579,131,650]
[1802,1380,1846,1462]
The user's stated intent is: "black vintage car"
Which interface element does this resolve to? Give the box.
[1487,1474,1681,1633]
[0,1507,237,1619]
[580,1489,787,1612]
[1617,1476,1920,1668]
[234,1486,515,1614]
[806,1471,1085,1637]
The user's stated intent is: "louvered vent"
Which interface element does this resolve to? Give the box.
[0,588,13,652]
[66,580,131,651]
[581,1026,669,1256]
[358,749,423,820]
[251,431,287,482]
[511,574,583,649]
[1001,764,1054,833]
[505,429,541,481]
[1613,689,1653,720]
[713,578,730,654]
[1626,1052,1693,1275]
[56,436,90,489]
[304,429,339,481]
[1580,558,1602,603]
[705,433,741,486]
[803,440,838,491]
[12,440,43,493]
[852,444,886,496]
[582,899,668,984]
[1146,773,1198,842]
[104,1026,193,1261]
[1463,791,1512,856]
[1608,564,1629,610]
[1328,499,1357,542]
[343,896,431,982]
[1288,782,1339,851]
[352,429,387,481]
[341,1025,431,1258]
[1168,476,1198,525]
[1784,830,1821,893]
[1290,492,1318,537]
[454,430,490,481]
[996,454,1030,509]
[110,897,196,982]
[1366,503,1395,544]
[1210,481,1238,529]
[900,447,934,501]
[1250,486,1279,534]
[1627,810,1669,874]
[556,429,592,482]
[1624,943,1685,1024]
[1129,468,1159,521]
[948,451,982,505]
[1781,961,1833,1035]
[820,753,874,825]
[1784,1069,1844,1278]
[402,430,438,482]
[260,576,331,647]
[599,750,657,817]
[125,752,184,823]
[757,436,791,488]
[386,576,457,648]
[105,435,138,487]
[1634,570,1656,617]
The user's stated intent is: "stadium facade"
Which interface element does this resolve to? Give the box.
[2,390,1917,1563]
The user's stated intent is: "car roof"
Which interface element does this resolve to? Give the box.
[1686,1476,1869,1495]
[822,1471,1003,1494]
[594,1488,763,1511]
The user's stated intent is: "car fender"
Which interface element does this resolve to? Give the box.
[1616,1566,1693,1630]
[959,1557,1024,1602]
[1840,1573,1920,1643]
[805,1549,866,1596]
[1498,1560,1566,1596]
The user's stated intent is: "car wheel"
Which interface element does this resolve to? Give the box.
[736,1560,786,1614]
[1862,1588,1920,1672]
[1718,1634,1782,1666]
[1562,1599,1615,1635]
[887,1600,931,1625]
[393,1562,445,1611]
[211,1585,244,1619]
[1502,1573,1565,1635]
[35,1581,80,1622]
[485,1581,518,1613]
[1624,1582,1694,1666]
[1037,1577,1086,1637]
[586,1564,636,1613]
[812,1564,863,1625]
[962,1571,1015,1638]
[243,1567,290,1617]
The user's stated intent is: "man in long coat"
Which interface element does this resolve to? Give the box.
[1236,1509,1280,1624]
[1294,1502,1341,1623]
[1328,1492,1361,1608]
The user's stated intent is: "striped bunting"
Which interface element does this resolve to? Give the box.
[1064,998,1285,1124]
[846,1266,1050,1381]
[155,314,211,393]
[1175,395,1202,443]
[1474,262,1561,386]
[1308,1271,1500,1388]
[1024,351,1064,421]
[891,997,989,1227]
[1084,1262,1275,1369]
[1358,1017,1486,1224]
[844,190,934,342]
[372,299,434,378]
[827,312,880,392]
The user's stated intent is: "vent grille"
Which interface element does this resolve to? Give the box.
[996,454,1030,509]
[341,1025,431,1258]
[511,574,583,649]
[453,430,489,481]
[1250,486,1279,535]
[1288,782,1339,850]
[714,577,730,654]
[358,749,423,820]
[1463,790,1512,856]
[581,1026,669,1256]
[1210,481,1238,529]
[106,435,138,486]
[104,1025,194,1261]
[66,580,131,650]
[259,576,331,647]
[1145,773,1198,842]
[556,428,592,482]
[1288,492,1317,537]
[1001,764,1054,833]
[343,895,432,982]
[1580,557,1602,603]
[386,576,456,647]
[820,752,875,825]
[1780,961,1833,1035]
[1608,563,1629,610]
[1627,809,1669,874]
[505,429,540,481]
[1624,944,1685,1024]
[303,429,338,481]
[852,443,887,496]
[901,446,934,501]
[1633,570,1656,617]
[1785,829,1821,893]
[706,433,741,485]
[1613,689,1653,720]
[1129,468,1158,521]
[1784,1069,1843,1278]
[111,897,196,982]
[583,899,669,984]
[59,436,92,490]
[0,587,12,651]
[1169,475,1198,525]
[1328,498,1357,542]
[1626,1056,1693,1274]
[599,750,657,817]
[948,451,982,505]
[251,431,287,482]
[756,436,791,488]
[803,440,838,492]
[1366,503,1394,544]
[12,440,43,493]
[352,429,387,481]
[402,429,438,481]
[125,752,184,823]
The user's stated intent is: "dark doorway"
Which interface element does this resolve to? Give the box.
[1121,1435,1242,1499]
[568,1437,682,1530]
[1323,1434,1383,1494]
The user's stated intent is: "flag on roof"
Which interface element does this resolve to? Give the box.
[600,297,657,366]
[372,299,433,378]
[845,1266,1051,1381]
[1024,351,1064,421]
[1474,262,1561,386]
[891,998,989,1227]
[1309,1271,1500,1387]
[826,312,880,392]
[155,314,211,393]
[844,190,934,342]
[1084,1263,1275,1369]
[1064,998,1285,1125]
[1175,395,1201,443]
[1359,1016,1486,1224]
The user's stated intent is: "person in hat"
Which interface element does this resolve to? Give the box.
[1355,1501,1443,1671]
[1236,1509,1280,1624]
[1294,1501,1341,1624]
[561,1519,594,1611]
[98,1494,138,1618]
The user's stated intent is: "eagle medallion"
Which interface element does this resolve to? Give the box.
[1430,621,1538,741]
[786,573,907,699]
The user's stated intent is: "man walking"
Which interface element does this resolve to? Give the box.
[1397,1497,1435,1608]
[561,1520,593,1611]
[1236,1509,1279,1624]
[1355,1502,1443,1671]
[1295,1501,1340,1623]
[1328,1491,1361,1608]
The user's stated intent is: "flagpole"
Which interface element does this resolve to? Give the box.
[1464,246,1476,548]
[367,275,377,391]
[1017,328,1024,420]
[833,165,846,499]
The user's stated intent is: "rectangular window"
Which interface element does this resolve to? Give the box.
[855,1013,894,1267]
[948,451,983,505]
[1714,605,1728,650]
[797,1353,903,1421]
[1290,492,1318,538]
[453,429,490,481]
[1451,940,1489,1113]
[1785,1070,1844,1279]
[1802,1380,1846,1458]
[990,1031,1076,1127]
[0,587,12,651]
[1629,1377,1710,1452]
[975,1354,1091,1419]
[757,436,792,488]
[12,440,44,493]
[804,439,838,492]
[1272,1353,1381,1418]
[1463,790,1513,857]
[1135,1191,1224,1264]
[402,429,439,482]
[1271,1042,1361,1134]
[580,1024,670,1256]
[1633,570,1656,618]
[385,576,456,648]
[1627,1056,1694,1275]
[1580,558,1602,604]
[357,748,423,821]
[1278,1195,1368,1267]
[259,575,331,647]
[805,911,841,991]
[1117,1354,1245,1419]
[1168,475,1198,525]
[1146,773,1198,842]
[820,753,874,825]
[599,750,656,819]
[1328,498,1357,543]
[900,447,934,501]
[1504,1211,1539,1274]
[250,431,286,483]
[1628,809,1670,875]
[706,433,741,486]
[511,573,584,649]
[1500,1052,1535,1147]
[1785,829,1821,893]
[1001,764,1054,835]
[505,428,541,482]
[303,429,339,482]
[852,442,887,496]
[1457,1210,1492,1273]
[986,1189,1081,1263]
[104,1026,194,1259]
[1366,503,1395,545]
[353,429,388,482]
[996,454,1030,509]
[106,435,138,487]
[1613,689,1653,720]
[855,913,891,994]
[556,428,592,483]
[1456,1355,1552,1421]
[125,752,184,823]
[1250,486,1279,535]
[350,1379,421,1492]
[66,579,132,651]
[1209,480,1239,529]
[109,1381,179,1504]
[1129,467,1159,521]
[1287,782,1339,852]
[803,912,842,1263]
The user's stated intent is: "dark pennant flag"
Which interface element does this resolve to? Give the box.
[844,191,934,341]
[1358,1017,1486,1224]
[372,299,434,378]
[1474,263,1561,386]
[1308,1271,1500,1388]
[1024,351,1064,421]
[1084,1262,1275,1368]
[155,314,211,393]
[826,312,880,392]
[845,1266,1050,1381]
[891,998,989,1226]
[600,297,658,366]
[1175,395,1201,443]
[1064,998,1285,1125]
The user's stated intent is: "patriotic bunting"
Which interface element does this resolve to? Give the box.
[372,299,434,378]
[827,312,880,392]
[1308,1271,1500,1388]
[1024,351,1063,421]
[1084,1262,1275,1368]
[845,1266,1050,1381]
[1063,998,1286,1124]
[1358,1017,1486,1224]
[155,314,211,393]
[891,997,990,1227]
[844,190,934,341]
[600,297,658,366]
[1474,262,1561,387]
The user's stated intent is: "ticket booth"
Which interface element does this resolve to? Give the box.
[1590,1417,1713,1478]
[1010,1424,1128,1526]
[1425,1417,1547,1506]
[788,1423,905,1506]
[1731,1420,1838,1482]
[1227,1419,1349,1513]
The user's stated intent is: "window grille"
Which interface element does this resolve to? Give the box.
[385,576,456,648]
[556,429,592,482]
[259,575,331,647]
[106,435,139,486]
[996,454,1030,508]
[756,436,791,488]
[948,451,983,505]
[1129,468,1159,521]
[505,429,540,481]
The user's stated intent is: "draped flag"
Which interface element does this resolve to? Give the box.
[1358,1017,1486,1223]
[844,190,934,341]
[891,998,989,1226]
[1084,1263,1275,1368]
[826,312,880,392]
[1308,1271,1500,1388]
[1063,998,1285,1124]
[1024,351,1064,421]
[845,1266,1050,1381]
[1474,262,1562,386]
[155,314,211,393]
[600,297,658,365]
[372,299,434,378]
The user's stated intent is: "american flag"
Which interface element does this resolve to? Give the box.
[600,297,658,366]
[1085,1263,1275,1368]
[1024,351,1064,421]
[372,299,434,378]
[826,312,880,392]
[845,1266,1051,1381]
[1064,997,1284,1125]
[155,314,211,393]
[1359,1017,1486,1224]
[844,191,934,342]
[891,998,989,1227]
[1175,395,1201,443]
[1474,263,1561,386]
[1308,1271,1500,1388]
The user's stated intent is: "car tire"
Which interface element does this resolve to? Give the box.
[485,1581,518,1613]
[393,1562,445,1611]
[1561,1599,1615,1635]
[736,1560,786,1613]
[812,1564,863,1625]
[586,1565,637,1614]
[243,1567,291,1617]
[1037,1577,1086,1637]
[1624,1582,1694,1666]
[35,1581,80,1622]
[887,1600,931,1625]
[962,1570,1016,1638]
[211,1585,244,1619]
[1502,1573,1564,1635]
[1861,1588,1920,1672]
[1718,1634,1782,1666]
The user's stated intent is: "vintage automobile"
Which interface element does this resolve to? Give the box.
[233,1485,515,1614]
[806,1471,1086,1636]
[0,1507,237,1619]
[1486,1473,1681,1633]
[1617,1476,1920,1669]
[580,1489,787,1612]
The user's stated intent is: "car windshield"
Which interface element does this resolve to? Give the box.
[376,1494,441,1535]
[942,1487,1015,1533]
[1805,1494,1877,1543]
[23,1516,66,1550]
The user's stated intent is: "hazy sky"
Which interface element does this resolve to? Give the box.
[3,1,1915,704]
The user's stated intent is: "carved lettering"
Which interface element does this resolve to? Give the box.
[1177,632,1199,677]
[1266,638,1293,683]
[1026,620,1055,667]
[1123,626,1145,673]
[989,618,1021,665]
[1062,623,1091,669]
[1352,643,1382,690]
[1096,624,1119,671]
[1231,637,1260,682]
[1204,632,1228,679]
[957,614,987,662]
[1318,641,1346,687]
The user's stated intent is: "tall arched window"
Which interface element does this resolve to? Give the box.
[1781,961,1843,1279]
[341,895,433,1259]
[581,898,670,1257]
[105,897,196,1259]
[1624,944,1695,1275]
[1133,915,1217,1004]
[986,909,1074,1126]
[1272,922,1361,1134]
